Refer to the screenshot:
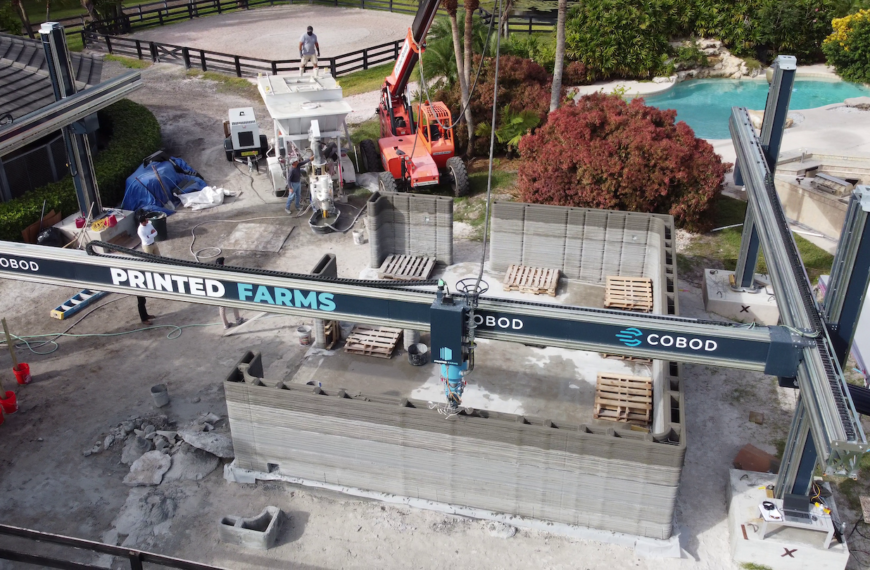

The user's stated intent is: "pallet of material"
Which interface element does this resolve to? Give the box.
[344,325,402,359]
[377,255,436,281]
[600,353,653,366]
[503,264,560,296]
[604,276,653,312]
[593,372,653,426]
[323,321,341,350]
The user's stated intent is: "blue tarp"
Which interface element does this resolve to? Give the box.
[122,157,207,215]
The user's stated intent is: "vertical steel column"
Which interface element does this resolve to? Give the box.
[823,186,870,367]
[40,22,102,219]
[733,56,797,289]
[776,398,815,497]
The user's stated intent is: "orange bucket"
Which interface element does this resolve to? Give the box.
[13,363,31,385]
[0,391,17,414]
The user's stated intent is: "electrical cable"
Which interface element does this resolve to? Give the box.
[474,0,503,294]
[233,161,267,204]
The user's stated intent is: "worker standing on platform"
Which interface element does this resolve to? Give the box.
[299,26,320,76]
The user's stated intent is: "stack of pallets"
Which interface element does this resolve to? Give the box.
[344,325,403,359]
[503,264,560,297]
[593,372,653,426]
[322,321,341,350]
[377,255,436,281]
[604,276,653,312]
[599,353,653,366]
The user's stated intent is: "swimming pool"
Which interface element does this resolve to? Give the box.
[643,78,870,139]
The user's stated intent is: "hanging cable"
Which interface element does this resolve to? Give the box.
[474,0,504,293]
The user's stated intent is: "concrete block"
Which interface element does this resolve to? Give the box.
[219,506,282,550]
[727,469,849,570]
[702,269,780,325]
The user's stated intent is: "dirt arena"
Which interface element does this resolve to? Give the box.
[128,5,413,59]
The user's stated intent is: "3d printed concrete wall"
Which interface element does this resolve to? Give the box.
[367,192,453,268]
[489,203,677,313]
[225,352,687,539]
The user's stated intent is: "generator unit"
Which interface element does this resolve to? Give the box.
[224,107,268,169]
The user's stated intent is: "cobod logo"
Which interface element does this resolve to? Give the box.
[473,314,523,330]
[616,327,718,352]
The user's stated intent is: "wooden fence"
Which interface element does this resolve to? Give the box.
[37,0,556,40]
[83,30,403,78]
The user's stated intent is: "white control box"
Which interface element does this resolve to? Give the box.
[228,107,260,151]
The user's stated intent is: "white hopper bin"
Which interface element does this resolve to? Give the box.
[258,73,357,195]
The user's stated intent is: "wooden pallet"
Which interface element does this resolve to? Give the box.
[344,325,402,359]
[378,255,436,281]
[600,353,653,365]
[503,264,560,296]
[323,321,341,350]
[604,276,653,312]
[593,372,653,426]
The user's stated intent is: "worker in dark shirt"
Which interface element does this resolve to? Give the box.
[285,157,311,214]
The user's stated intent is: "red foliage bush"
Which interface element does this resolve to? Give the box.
[435,55,553,154]
[517,93,727,232]
[563,61,591,86]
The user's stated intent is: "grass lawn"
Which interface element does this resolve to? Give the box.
[679,196,834,286]
[185,70,259,100]
[22,0,157,23]
[104,53,151,68]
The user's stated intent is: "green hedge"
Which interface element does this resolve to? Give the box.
[0,99,162,242]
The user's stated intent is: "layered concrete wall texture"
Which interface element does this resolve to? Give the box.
[368,192,454,268]
[774,178,847,239]
[489,202,678,315]
[225,352,687,539]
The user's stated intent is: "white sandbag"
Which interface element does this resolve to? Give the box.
[179,186,225,210]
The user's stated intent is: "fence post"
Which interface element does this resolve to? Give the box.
[271,61,277,75]
[394,40,398,59]
[362,48,368,70]
[200,50,207,71]
[234,56,242,77]
[158,10,164,26]
[136,40,143,59]
[138,5,143,20]
[217,0,222,14]
[389,0,392,11]
[187,3,193,18]
[330,58,337,78]
[105,35,113,53]
[528,17,532,34]
[182,47,191,69]
[81,31,87,48]
[150,41,158,62]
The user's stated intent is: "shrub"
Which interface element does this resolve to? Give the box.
[435,55,553,154]
[0,99,162,242]
[564,0,674,80]
[516,93,728,232]
[502,34,557,70]
[675,44,709,68]
[824,8,870,82]
[563,61,592,85]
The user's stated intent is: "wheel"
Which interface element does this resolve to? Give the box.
[446,156,469,197]
[360,139,381,173]
[378,171,398,194]
[224,137,233,162]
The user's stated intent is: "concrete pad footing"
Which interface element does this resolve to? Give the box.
[702,269,780,325]
[727,469,849,570]
[219,506,282,550]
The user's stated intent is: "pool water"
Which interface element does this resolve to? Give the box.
[643,78,870,139]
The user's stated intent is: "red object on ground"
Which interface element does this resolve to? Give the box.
[0,391,17,414]
[733,443,781,473]
[106,214,117,227]
[0,408,4,427]
[75,217,86,229]
[13,363,31,385]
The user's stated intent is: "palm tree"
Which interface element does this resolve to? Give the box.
[441,1,472,153]
[549,0,567,112]
[462,0,480,155]
[11,0,34,39]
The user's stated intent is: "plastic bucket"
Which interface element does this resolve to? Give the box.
[145,212,168,240]
[106,214,117,228]
[0,391,17,414]
[408,343,429,366]
[75,217,86,229]
[296,325,312,346]
[13,363,31,385]
[151,384,170,408]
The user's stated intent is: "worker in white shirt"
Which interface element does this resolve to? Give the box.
[137,216,161,256]
[299,26,320,76]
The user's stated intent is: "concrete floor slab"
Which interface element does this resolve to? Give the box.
[221,223,293,253]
